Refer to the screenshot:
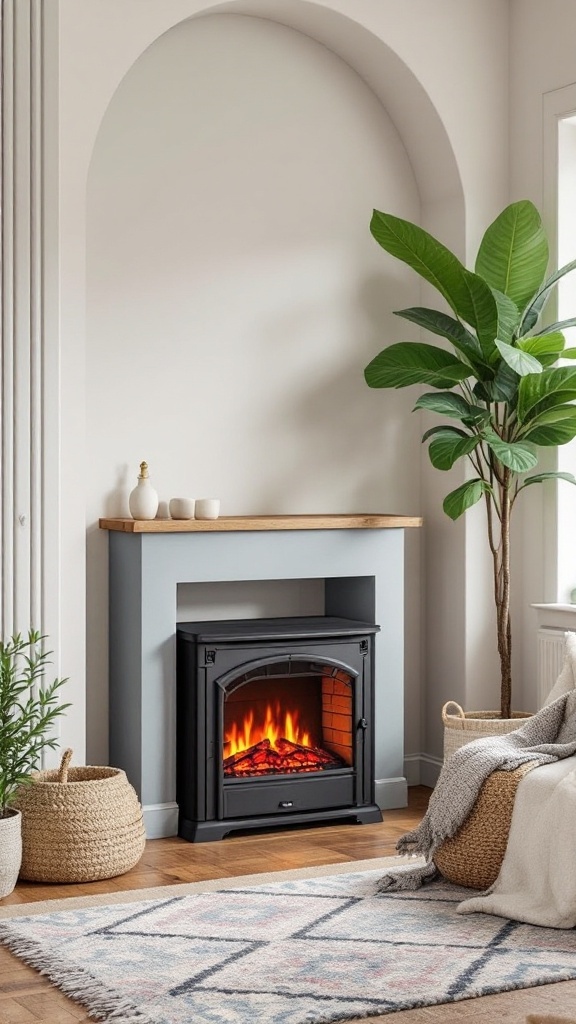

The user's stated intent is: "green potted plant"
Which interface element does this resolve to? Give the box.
[0,629,69,896]
[365,200,576,727]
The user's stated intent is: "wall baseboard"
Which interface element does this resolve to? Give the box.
[375,776,408,810]
[142,802,179,839]
[404,753,442,789]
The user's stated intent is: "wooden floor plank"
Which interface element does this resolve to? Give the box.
[1,788,575,1024]
[0,996,41,1022]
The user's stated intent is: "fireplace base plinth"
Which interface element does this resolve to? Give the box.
[179,803,383,843]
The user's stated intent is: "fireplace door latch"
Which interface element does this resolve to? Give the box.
[279,801,294,809]
[358,718,368,730]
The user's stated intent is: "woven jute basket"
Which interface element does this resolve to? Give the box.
[15,749,146,883]
[442,701,532,761]
[434,762,536,888]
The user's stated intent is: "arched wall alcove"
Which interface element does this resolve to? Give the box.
[70,0,472,772]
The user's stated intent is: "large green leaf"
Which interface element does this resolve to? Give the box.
[520,256,576,334]
[495,339,543,377]
[365,343,471,389]
[371,211,464,311]
[483,362,521,404]
[393,307,483,361]
[517,331,565,368]
[421,424,462,443]
[533,317,576,337]
[428,429,480,470]
[517,366,576,423]
[460,269,499,354]
[482,429,538,472]
[517,470,576,494]
[475,200,548,310]
[370,211,497,335]
[491,288,522,345]
[443,479,492,520]
[413,391,480,420]
[520,406,576,446]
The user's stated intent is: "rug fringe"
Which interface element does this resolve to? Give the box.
[0,924,157,1023]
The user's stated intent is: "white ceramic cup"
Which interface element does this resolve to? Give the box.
[195,497,220,520]
[169,497,195,520]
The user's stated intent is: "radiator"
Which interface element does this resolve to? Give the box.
[537,628,566,706]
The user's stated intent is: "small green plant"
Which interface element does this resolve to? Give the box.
[0,629,70,817]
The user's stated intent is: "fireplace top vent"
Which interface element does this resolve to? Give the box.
[176,616,380,644]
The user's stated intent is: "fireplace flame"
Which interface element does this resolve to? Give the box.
[223,702,311,759]
[223,701,345,777]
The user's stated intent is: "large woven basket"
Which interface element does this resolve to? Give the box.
[434,763,535,888]
[442,701,532,761]
[15,749,146,883]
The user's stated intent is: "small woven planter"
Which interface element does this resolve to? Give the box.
[0,809,22,898]
[434,763,535,888]
[15,749,146,883]
[442,701,532,761]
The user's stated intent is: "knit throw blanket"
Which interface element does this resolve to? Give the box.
[379,692,576,892]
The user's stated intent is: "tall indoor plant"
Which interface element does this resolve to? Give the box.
[0,629,69,896]
[365,200,576,719]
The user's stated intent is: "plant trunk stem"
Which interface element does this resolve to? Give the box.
[495,470,512,719]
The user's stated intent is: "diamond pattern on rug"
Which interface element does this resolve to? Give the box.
[1,869,576,1024]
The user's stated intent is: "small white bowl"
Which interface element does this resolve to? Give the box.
[169,498,195,520]
[195,498,220,520]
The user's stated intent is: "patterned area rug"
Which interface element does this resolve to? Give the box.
[2,865,576,1024]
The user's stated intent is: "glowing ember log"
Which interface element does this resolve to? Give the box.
[223,737,344,777]
[223,739,272,773]
[275,737,336,763]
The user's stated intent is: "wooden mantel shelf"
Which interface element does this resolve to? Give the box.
[99,513,423,534]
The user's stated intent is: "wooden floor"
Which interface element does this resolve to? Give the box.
[0,787,575,1024]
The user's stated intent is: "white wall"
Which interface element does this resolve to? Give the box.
[85,13,422,761]
[46,0,510,777]
[510,0,576,712]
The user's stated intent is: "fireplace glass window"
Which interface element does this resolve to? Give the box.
[222,661,354,778]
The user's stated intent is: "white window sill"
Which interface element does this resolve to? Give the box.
[532,603,576,628]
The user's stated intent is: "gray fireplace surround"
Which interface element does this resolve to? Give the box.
[102,514,421,838]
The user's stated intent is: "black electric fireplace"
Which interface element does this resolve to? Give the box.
[176,615,382,842]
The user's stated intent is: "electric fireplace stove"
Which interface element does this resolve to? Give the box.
[176,615,382,841]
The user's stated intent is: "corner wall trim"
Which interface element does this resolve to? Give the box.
[419,756,442,789]
[142,802,179,839]
[404,753,441,789]
[375,776,408,810]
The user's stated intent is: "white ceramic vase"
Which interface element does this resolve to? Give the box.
[129,461,159,521]
[0,808,22,897]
